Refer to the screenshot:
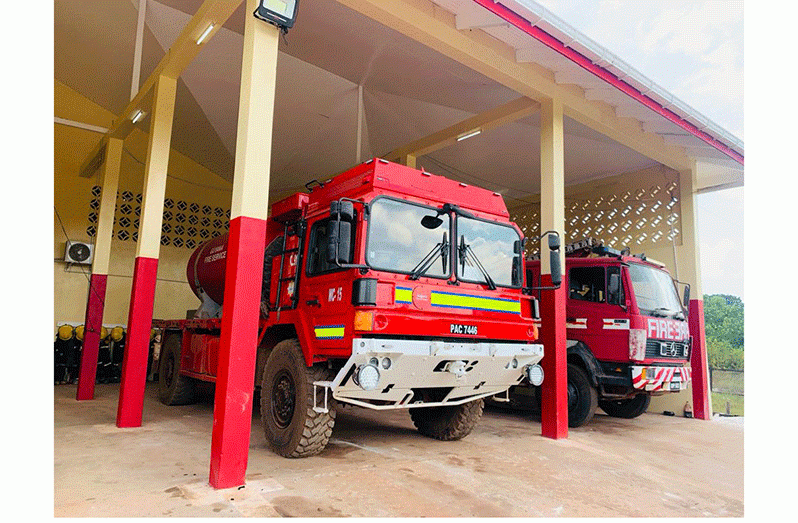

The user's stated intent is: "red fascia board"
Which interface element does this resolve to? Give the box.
[472,0,743,166]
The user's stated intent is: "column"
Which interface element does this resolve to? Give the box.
[77,137,123,401]
[116,75,177,427]
[680,162,712,420]
[539,98,568,439]
[209,0,278,489]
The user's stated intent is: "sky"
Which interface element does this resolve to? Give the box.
[533,0,744,300]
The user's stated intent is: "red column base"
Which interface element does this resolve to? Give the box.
[117,256,159,428]
[209,216,268,489]
[539,274,568,439]
[689,299,711,420]
[76,273,108,401]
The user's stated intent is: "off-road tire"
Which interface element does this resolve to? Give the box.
[599,393,651,419]
[260,339,336,458]
[158,332,196,405]
[567,363,598,428]
[409,399,484,441]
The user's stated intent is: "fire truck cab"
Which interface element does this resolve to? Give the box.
[521,238,692,427]
[154,159,557,457]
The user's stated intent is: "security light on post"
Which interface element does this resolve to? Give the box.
[253,0,299,32]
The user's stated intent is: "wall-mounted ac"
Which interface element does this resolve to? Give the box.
[64,241,94,265]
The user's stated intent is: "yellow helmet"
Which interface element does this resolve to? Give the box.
[75,325,85,341]
[100,326,109,340]
[57,324,74,341]
[110,326,125,342]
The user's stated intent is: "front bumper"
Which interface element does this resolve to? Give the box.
[327,338,544,409]
[631,365,692,392]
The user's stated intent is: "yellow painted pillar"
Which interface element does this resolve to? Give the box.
[680,162,712,419]
[400,154,417,169]
[209,0,279,489]
[539,97,568,439]
[117,74,177,428]
[76,137,123,401]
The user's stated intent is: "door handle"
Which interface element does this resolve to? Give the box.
[306,298,321,307]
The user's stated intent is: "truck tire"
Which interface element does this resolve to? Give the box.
[158,332,196,405]
[409,399,484,441]
[260,339,336,458]
[567,363,598,428]
[599,393,651,419]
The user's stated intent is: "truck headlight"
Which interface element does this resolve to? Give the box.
[526,364,544,386]
[354,364,381,391]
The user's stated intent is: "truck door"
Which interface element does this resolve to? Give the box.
[298,215,355,353]
[567,265,629,362]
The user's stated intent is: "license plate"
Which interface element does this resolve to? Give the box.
[450,323,478,335]
[670,382,681,391]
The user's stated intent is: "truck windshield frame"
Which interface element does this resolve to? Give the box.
[456,215,522,289]
[365,196,452,279]
[627,262,684,317]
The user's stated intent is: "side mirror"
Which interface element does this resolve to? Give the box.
[326,220,352,265]
[547,233,562,288]
[330,200,354,222]
[683,283,691,307]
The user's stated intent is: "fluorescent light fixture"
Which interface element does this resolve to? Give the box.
[131,110,145,124]
[196,23,215,45]
[457,128,482,142]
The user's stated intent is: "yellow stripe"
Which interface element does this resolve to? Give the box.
[430,292,520,313]
[395,287,413,303]
[314,326,345,339]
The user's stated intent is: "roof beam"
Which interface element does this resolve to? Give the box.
[79,0,243,177]
[383,96,538,162]
[335,0,693,171]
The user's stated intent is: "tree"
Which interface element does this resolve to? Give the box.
[702,294,744,369]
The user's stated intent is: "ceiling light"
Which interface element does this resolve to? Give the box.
[196,23,215,45]
[131,110,145,124]
[457,128,482,142]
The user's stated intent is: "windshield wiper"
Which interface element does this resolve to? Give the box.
[651,307,683,319]
[409,233,449,280]
[458,236,496,290]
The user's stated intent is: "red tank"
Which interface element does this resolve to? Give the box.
[186,233,229,305]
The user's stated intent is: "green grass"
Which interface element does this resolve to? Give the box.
[712,392,744,416]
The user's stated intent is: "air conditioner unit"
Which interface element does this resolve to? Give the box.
[64,241,94,265]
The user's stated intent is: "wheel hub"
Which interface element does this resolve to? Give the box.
[272,371,296,429]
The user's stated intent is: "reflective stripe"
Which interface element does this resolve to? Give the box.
[430,291,521,314]
[395,286,413,304]
[315,325,345,339]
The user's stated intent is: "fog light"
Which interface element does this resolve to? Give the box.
[355,364,381,391]
[526,364,544,386]
[381,357,392,369]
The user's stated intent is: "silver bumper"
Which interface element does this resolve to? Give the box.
[326,338,544,410]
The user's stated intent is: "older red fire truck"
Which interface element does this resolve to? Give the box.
[520,238,692,427]
[154,159,559,457]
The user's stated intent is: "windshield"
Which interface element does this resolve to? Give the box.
[627,263,683,317]
[457,217,522,287]
[367,198,450,278]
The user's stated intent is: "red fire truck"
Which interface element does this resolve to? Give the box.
[520,238,692,427]
[153,159,559,457]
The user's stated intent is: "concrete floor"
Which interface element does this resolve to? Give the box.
[54,383,743,517]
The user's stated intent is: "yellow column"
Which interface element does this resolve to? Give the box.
[93,138,123,275]
[117,74,177,428]
[137,75,178,258]
[210,0,279,489]
[400,154,417,169]
[540,98,565,274]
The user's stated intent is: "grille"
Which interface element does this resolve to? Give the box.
[645,339,689,360]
